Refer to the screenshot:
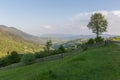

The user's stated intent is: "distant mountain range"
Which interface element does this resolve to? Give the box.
[0,25,66,45]
[0,25,68,57]
[0,25,118,57]
[40,33,116,40]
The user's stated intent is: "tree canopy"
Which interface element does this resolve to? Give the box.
[45,40,52,54]
[87,13,108,40]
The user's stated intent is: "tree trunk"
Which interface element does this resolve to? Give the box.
[96,28,99,42]
[97,33,99,40]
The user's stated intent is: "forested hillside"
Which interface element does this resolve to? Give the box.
[0,25,44,57]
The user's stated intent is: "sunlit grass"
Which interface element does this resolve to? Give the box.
[0,43,120,80]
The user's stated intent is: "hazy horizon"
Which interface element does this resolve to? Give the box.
[0,0,120,36]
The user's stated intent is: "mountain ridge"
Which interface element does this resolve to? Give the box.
[40,33,116,40]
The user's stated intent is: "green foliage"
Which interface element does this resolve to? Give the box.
[86,37,104,45]
[87,13,108,40]
[21,53,35,65]
[50,45,66,55]
[95,36,104,42]
[58,45,66,53]
[9,51,21,63]
[45,40,52,54]
[112,36,120,41]
[51,50,60,55]
[0,30,44,57]
[0,51,20,67]
[0,58,4,67]
[35,52,48,59]
[86,38,95,44]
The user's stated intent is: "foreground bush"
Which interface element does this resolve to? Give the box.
[21,53,35,65]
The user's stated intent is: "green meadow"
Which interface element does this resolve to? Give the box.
[0,43,120,80]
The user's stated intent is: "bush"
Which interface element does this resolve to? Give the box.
[9,51,21,63]
[0,51,20,67]
[21,53,35,65]
[51,50,60,55]
[86,38,95,45]
[1,56,10,66]
[95,37,104,43]
[0,58,4,67]
[51,45,66,55]
[58,45,66,53]
[35,52,48,58]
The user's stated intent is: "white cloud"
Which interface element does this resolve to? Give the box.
[42,25,52,29]
[112,10,120,17]
[34,10,120,35]
[62,10,120,35]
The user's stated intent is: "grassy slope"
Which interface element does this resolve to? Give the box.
[0,43,120,80]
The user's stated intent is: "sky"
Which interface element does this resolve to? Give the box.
[0,0,120,36]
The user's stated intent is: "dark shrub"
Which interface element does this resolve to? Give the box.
[10,51,21,63]
[51,50,60,55]
[1,51,20,66]
[86,38,95,45]
[58,45,66,53]
[95,37,104,43]
[2,55,11,66]
[0,58,4,67]
[21,53,35,65]
[35,52,48,58]
[51,45,66,55]
[77,44,81,48]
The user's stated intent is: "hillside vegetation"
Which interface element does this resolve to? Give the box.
[112,37,120,41]
[0,43,119,80]
[0,26,44,57]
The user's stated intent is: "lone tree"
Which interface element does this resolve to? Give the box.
[45,40,52,54]
[87,13,108,41]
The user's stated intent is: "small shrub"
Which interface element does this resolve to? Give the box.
[51,50,60,55]
[21,53,35,65]
[86,38,95,45]
[1,51,20,66]
[10,51,21,63]
[95,37,104,43]
[35,52,48,58]
[51,45,66,55]
[0,58,4,67]
[77,44,81,48]
[58,45,66,53]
